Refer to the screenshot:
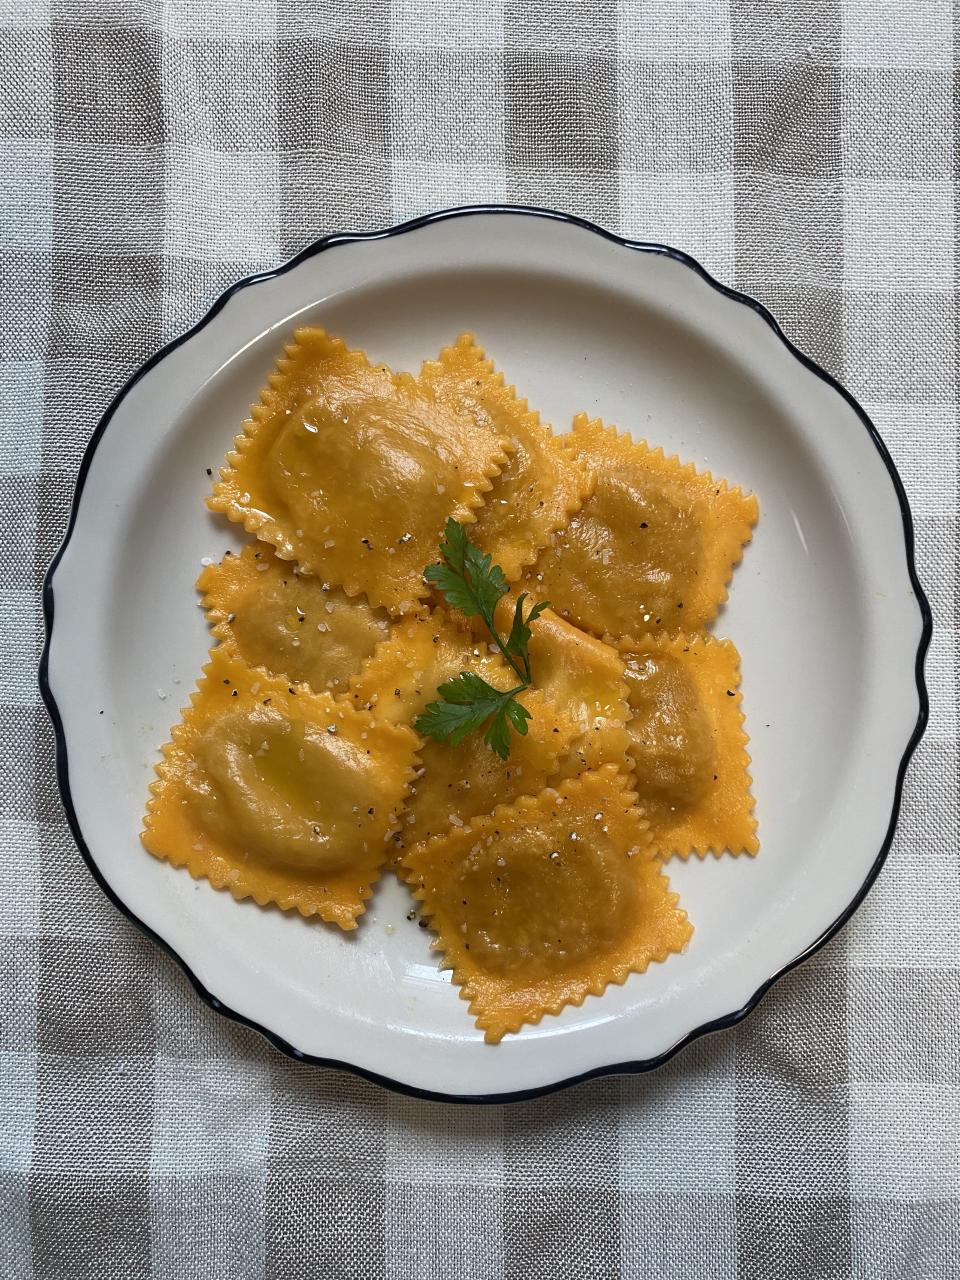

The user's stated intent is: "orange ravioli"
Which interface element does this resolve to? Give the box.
[404,767,692,1042]
[397,689,580,850]
[419,334,593,580]
[198,543,390,695]
[524,414,758,637]
[617,632,758,859]
[142,644,418,929]
[208,327,513,614]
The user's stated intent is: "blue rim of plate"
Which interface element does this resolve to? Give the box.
[38,205,932,1104]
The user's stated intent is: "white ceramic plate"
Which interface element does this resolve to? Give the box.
[41,208,929,1101]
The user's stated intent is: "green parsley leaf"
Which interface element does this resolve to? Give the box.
[503,593,551,678]
[415,697,497,749]
[503,698,532,734]
[433,671,509,707]
[483,702,515,760]
[415,673,513,748]
[424,518,509,628]
[438,517,468,574]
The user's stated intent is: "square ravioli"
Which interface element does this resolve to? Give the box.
[198,543,390,695]
[141,643,418,929]
[208,327,513,615]
[404,767,692,1042]
[618,632,758,859]
[523,414,758,637]
[419,334,593,580]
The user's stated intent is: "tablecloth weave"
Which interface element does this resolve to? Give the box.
[2,1,957,1277]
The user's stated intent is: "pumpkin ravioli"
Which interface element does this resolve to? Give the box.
[142,643,418,929]
[404,767,692,1042]
[524,414,758,637]
[618,632,758,859]
[419,334,593,580]
[209,327,513,615]
[198,542,390,694]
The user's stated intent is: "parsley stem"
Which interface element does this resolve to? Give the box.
[485,614,529,687]
[499,683,528,700]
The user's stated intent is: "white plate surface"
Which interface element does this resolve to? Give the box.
[42,209,929,1100]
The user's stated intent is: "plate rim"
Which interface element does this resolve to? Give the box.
[38,203,932,1104]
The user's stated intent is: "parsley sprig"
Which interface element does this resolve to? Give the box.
[414,520,549,760]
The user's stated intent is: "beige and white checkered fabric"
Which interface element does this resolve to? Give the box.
[2,2,957,1276]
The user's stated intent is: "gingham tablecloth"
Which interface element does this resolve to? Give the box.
[3,2,957,1277]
